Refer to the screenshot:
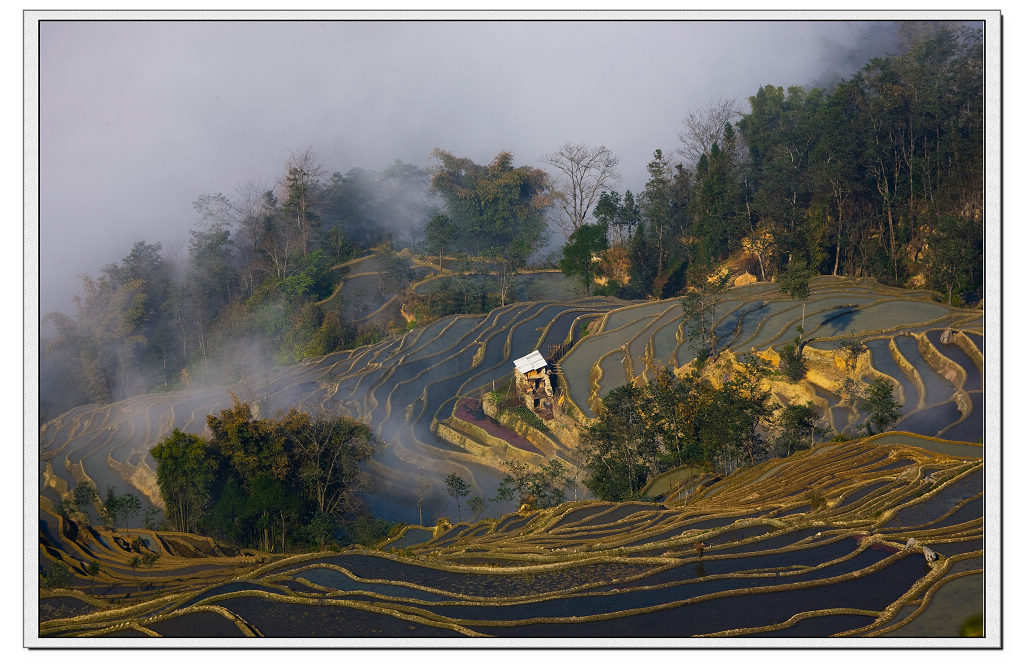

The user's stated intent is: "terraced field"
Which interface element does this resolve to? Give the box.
[39,298,625,525]
[38,276,984,532]
[561,277,983,442]
[316,253,434,327]
[413,270,578,302]
[39,433,984,639]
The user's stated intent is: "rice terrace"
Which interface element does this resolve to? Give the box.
[32,16,995,646]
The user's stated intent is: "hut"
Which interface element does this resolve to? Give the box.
[512,350,555,418]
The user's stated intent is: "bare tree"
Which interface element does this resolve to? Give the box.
[545,143,620,240]
[416,475,430,527]
[678,97,741,168]
[280,147,327,254]
[231,179,271,293]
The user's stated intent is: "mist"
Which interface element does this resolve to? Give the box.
[39,19,907,319]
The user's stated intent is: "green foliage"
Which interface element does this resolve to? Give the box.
[430,150,551,273]
[680,270,730,359]
[776,401,818,456]
[100,487,142,530]
[779,260,812,303]
[559,222,609,295]
[40,562,73,589]
[860,378,903,435]
[581,382,658,501]
[490,459,570,511]
[406,275,504,322]
[150,429,215,534]
[444,472,471,522]
[338,516,404,548]
[779,338,807,382]
[509,405,550,433]
[581,360,775,501]
[151,399,377,551]
[424,214,457,270]
[467,496,486,516]
[71,482,99,522]
[928,215,983,304]
[839,339,867,364]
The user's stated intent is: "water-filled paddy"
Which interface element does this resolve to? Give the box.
[731,300,801,350]
[741,304,803,349]
[884,469,982,528]
[893,336,957,406]
[472,552,926,637]
[38,596,100,622]
[743,613,876,637]
[866,433,982,458]
[295,568,455,602]
[217,595,463,637]
[897,402,963,438]
[941,400,983,443]
[866,338,920,411]
[880,571,982,638]
[815,300,952,339]
[925,330,981,392]
[146,610,248,638]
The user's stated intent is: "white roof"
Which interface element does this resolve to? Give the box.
[513,350,547,374]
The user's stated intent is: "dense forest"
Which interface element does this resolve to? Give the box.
[41,23,983,422]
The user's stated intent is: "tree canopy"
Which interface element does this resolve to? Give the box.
[150,399,376,551]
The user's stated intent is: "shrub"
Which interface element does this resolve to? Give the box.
[40,562,73,589]
[860,378,903,435]
[510,405,550,433]
[779,339,807,382]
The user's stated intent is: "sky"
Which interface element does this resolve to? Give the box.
[36,17,916,318]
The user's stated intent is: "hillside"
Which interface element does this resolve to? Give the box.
[39,431,982,639]
[39,276,983,525]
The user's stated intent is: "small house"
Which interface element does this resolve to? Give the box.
[512,350,555,417]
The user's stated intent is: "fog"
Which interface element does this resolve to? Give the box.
[39,19,902,318]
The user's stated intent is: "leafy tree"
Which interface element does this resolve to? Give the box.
[467,496,486,517]
[680,270,731,360]
[444,473,471,522]
[424,214,457,271]
[71,482,99,523]
[100,487,142,530]
[430,150,552,304]
[582,358,775,501]
[290,411,375,517]
[281,148,326,254]
[151,399,376,551]
[150,428,216,533]
[594,189,642,245]
[928,215,983,304]
[775,401,818,456]
[185,220,237,382]
[580,383,659,501]
[492,459,570,511]
[559,222,609,295]
[860,378,903,435]
[779,337,808,382]
[627,222,658,297]
[779,259,814,334]
[639,150,690,280]
[689,127,747,268]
